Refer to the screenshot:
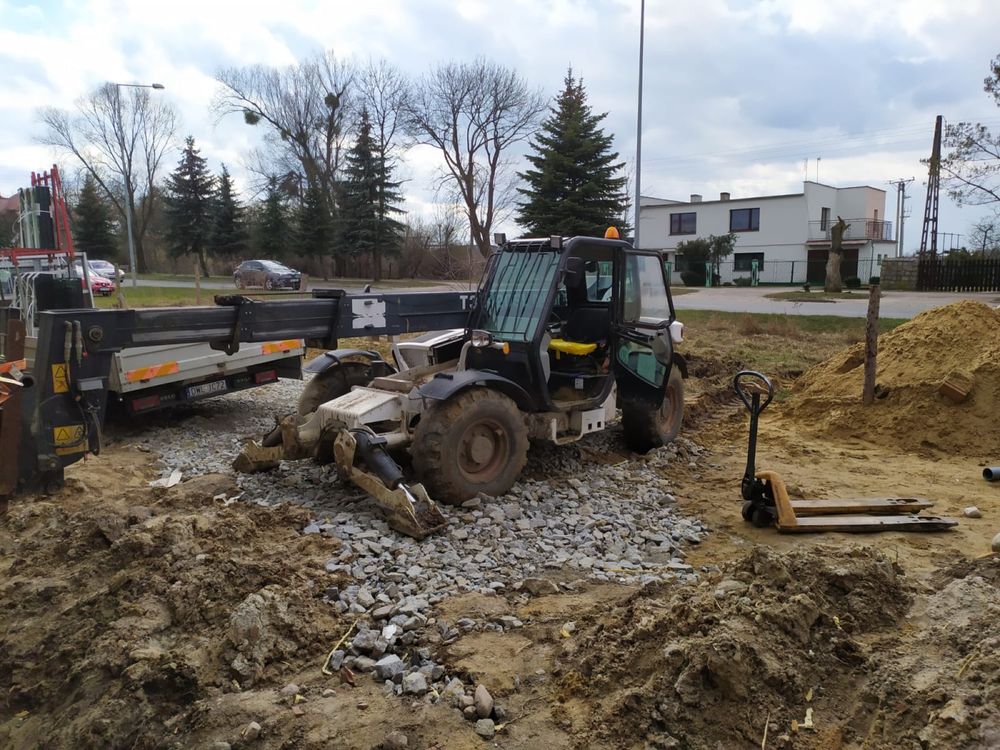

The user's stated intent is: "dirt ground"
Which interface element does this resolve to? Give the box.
[2,304,998,749]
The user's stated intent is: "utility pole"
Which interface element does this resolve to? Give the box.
[888,177,914,257]
[919,115,942,258]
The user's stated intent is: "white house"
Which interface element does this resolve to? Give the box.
[638,181,898,285]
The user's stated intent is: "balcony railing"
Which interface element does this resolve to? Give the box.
[807,218,893,242]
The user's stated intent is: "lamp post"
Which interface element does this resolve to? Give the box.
[110,81,165,287]
[633,0,645,249]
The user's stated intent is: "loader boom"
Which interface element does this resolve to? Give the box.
[0,289,475,495]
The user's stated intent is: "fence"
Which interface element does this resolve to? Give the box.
[669,258,884,287]
[916,257,1000,292]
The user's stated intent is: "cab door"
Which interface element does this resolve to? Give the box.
[611,249,675,407]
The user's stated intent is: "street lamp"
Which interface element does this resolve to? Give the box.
[633,0,645,249]
[110,81,166,287]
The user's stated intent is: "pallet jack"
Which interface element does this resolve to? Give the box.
[734,370,957,533]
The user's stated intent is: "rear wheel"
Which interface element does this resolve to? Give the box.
[412,388,529,505]
[621,366,684,453]
[264,278,275,290]
[235,276,245,289]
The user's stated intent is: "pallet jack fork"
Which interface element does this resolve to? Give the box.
[734,370,957,533]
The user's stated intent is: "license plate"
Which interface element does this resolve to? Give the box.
[186,379,228,399]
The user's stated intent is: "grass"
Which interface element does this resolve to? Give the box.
[764,290,876,302]
[137,272,452,288]
[92,286,312,308]
[678,309,905,382]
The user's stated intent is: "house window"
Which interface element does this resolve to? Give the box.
[730,207,760,232]
[734,252,765,271]
[820,207,831,231]
[670,212,697,235]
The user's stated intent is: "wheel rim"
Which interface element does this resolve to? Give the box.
[457,418,510,483]
[657,380,681,435]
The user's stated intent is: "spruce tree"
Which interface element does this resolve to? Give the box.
[74,174,118,259]
[209,164,248,259]
[253,179,290,258]
[296,182,332,267]
[342,109,405,280]
[164,136,215,276]
[517,70,627,237]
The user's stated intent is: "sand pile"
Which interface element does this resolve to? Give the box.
[781,300,1000,456]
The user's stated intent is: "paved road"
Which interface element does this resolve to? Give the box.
[672,287,999,319]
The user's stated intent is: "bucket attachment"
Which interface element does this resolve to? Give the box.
[333,429,447,540]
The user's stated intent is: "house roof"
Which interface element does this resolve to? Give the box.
[0,195,19,213]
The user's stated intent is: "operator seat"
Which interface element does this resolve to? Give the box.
[548,258,610,360]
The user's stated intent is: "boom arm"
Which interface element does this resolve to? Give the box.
[1,289,475,494]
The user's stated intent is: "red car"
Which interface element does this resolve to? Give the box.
[83,272,115,296]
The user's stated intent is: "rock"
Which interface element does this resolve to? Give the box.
[352,629,378,653]
[463,705,479,720]
[279,683,300,696]
[383,730,409,750]
[356,588,376,607]
[372,604,394,620]
[402,671,428,695]
[475,718,496,739]
[374,655,406,681]
[354,656,377,673]
[494,705,508,722]
[519,577,559,596]
[963,506,982,519]
[326,650,346,671]
[459,694,475,709]
[993,532,1000,553]
[241,721,262,741]
[442,677,466,702]
[322,688,336,697]
[474,683,494,718]
[210,743,232,750]
[714,579,749,598]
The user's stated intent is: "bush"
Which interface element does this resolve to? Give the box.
[733,276,752,287]
[844,276,861,289]
[680,270,706,287]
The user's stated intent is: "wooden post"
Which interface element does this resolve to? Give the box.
[863,283,881,405]
[194,262,202,306]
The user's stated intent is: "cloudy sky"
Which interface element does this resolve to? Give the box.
[2,0,999,251]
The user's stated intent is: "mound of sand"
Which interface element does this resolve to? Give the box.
[781,300,1000,456]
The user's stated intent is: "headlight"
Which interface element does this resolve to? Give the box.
[469,330,493,348]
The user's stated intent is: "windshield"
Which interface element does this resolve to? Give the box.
[261,261,292,272]
[476,248,560,342]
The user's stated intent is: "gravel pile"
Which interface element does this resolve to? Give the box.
[140,377,710,600]
[132,375,711,704]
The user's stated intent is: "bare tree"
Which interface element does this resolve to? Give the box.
[404,59,545,257]
[360,58,407,166]
[214,50,355,214]
[968,214,1000,256]
[38,84,177,272]
[940,54,1000,207]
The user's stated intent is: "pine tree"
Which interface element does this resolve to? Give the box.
[516,70,628,237]
[253,179,290,258]
[342,109,405,280]
[296,182,332,266]
[73,174,118,259]
[164,136,215,276]
[209,164,248,259]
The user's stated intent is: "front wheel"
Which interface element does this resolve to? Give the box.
[621,366,684,453]
[264,278,275,290]
[412,388,529,505]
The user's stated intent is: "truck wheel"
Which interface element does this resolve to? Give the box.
[412,388,528,505]
[621,367,684,453]
[297,362,374,416]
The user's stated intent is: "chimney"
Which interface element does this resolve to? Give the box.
[720,192,731,201]
[690,194,702,203]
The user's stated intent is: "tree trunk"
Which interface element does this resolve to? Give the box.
[824,250,843,293]
[198,250,210,279]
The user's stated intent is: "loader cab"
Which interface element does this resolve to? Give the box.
[463,234,678,414]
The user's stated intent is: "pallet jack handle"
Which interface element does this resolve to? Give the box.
[734,370,774,501]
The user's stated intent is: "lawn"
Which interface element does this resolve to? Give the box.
[137,272,451,288]
[92,286,312,308]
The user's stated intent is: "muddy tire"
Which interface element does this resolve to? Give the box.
[297,362,374,417]
[621,367,684,454]
[411,388,529,506]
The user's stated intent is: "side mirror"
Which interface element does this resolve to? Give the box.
[651,332,672,364]
[563,256,585,288]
